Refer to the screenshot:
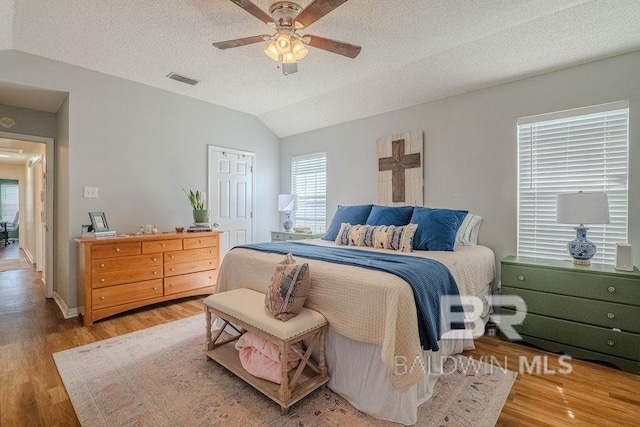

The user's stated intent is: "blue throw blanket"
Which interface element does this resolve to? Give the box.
[234,242,463,351]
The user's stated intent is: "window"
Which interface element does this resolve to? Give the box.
[291,152,327,233]
[0,182,19,222]
[517,101,629,266]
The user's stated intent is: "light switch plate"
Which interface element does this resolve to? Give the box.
[83,186,98,198]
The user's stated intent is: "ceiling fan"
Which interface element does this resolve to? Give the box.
[213,0,362,75]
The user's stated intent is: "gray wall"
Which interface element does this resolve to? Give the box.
[0,103,56,137]
[0,50,280,312]
[281,50,640,275]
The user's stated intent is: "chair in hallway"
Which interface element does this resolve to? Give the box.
[6,211,18,244]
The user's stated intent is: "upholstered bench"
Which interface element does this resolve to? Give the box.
[203,288,329,414]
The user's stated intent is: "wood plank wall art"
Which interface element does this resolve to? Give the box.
[377,132,423,206]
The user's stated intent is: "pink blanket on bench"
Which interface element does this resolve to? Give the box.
[235,332,302,384]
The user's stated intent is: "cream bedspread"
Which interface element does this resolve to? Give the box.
[215,241,495,389]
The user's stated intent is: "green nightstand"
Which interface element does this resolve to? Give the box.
[271,231,324,242]
[501,255,640,374]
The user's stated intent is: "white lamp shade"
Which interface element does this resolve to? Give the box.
[278,194,298,212]
[556,192,610,224]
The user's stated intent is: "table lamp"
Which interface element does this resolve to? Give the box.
[556,191,610,265]
[278,194,298,231]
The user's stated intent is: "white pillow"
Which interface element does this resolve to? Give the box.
[455,214,483,246]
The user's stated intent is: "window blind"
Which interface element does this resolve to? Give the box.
[517,102,629,266]
[291,152,327,233]
[0,183,19,222]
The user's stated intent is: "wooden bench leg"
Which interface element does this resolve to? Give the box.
[319,326,327,378]
[279,341,292,404]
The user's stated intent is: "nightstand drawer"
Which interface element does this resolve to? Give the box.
[502,264,640,305]
[511,311,640,360]
[502,286,640,333]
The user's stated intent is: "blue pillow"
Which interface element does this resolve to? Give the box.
[323,204,373,241]
[411,207,468,251]
[366,205,414,226]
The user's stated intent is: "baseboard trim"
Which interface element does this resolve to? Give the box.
[23,247,35,265]
[53,292,79,319]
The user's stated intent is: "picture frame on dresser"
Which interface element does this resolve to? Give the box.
[89,212,109,232]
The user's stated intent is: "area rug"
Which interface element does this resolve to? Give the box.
[0,257,30,272]
[54,314,516,426]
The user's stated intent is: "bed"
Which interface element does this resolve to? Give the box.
[215,238,496,425]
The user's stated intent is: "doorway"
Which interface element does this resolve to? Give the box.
[0,131,54,298]
[207,146,255,261]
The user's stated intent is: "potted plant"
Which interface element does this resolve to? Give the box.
[183,189,210,223]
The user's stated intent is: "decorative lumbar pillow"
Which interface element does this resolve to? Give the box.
[386,224,418,252]
[355,225,377,247]
[265,253,296,306]
[266,262,310,321]
[411,207,468,251]
[374,225,389,249]
[323,204,373,241]
[366,205,415,226]
[335,223,364,246]
[455,213,483,246]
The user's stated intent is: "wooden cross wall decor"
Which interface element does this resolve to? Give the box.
[377,132,423,205]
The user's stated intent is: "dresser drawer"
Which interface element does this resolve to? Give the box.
[502,286,640,334]
[511,311,640,360]
[183,236,218,249]
[91,242,141,259]
[165,247,217,265]
[142,239,183,254]
[92,266,163,288]
[92,253,162,273]
[164,270,217,295]
[92,279,163,310]
[502,264,640,305]
[164,259,216,277]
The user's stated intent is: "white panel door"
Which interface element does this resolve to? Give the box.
[208,147,254,262]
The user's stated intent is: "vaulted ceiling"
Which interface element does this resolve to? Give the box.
[3,0,640,137]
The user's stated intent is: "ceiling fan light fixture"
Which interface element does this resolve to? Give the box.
[291,38,308,60]
[264,41,279,60]
[275,33,292,54]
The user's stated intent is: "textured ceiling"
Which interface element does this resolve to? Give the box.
[6,0,640,137]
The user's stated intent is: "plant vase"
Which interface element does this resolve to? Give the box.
[193,209,210,224]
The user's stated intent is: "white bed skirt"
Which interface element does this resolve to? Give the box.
[323,287,491,426]
[325,327,473,425]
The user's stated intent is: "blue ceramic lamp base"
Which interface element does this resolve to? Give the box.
[568,226,597,265]
[282,212,294,231]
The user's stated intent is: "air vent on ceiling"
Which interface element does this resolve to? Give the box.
[166,72,200,86]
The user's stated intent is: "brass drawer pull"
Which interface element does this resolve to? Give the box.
[162,244,165,248]
[170,284,174,287]
[100,296,105,300]
[607,339,615,346]
[153,258,157,262]
[100,263,105,268]
[607,312,615,319]
[153,287,158,290]
[170,268,175,271]
[100,278,105,282]
[518,275,525,281]
[607,286,616,293]
[153,271,158,275]
[115,248,120,252]
[170,255,174,259]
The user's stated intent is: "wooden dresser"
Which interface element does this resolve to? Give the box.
[501,256,640,374]
[76,232,220,325]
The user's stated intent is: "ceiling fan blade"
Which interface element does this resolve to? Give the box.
[296,0,349,28]
[229,0,273,24]
[305,35,361,58]
[213,34,270,50]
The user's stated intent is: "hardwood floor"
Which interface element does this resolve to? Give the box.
[0,243,638,426]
